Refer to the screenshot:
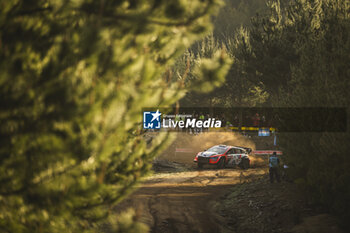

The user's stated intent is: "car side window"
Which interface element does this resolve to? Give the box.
[227,149,234,155]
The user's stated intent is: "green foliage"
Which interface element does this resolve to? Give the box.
[176,30,267,108]
[0,0,231,232]
[176,0,271,108]
[213,0,268,40]
[177,0,272,108]
[222,26,270,107]
[232,0,350,229]
[107,209,148,233]
[190,36,233,92]
[276,0,350,228]
[173,35,233,107]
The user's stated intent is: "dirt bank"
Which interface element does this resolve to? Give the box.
[217,176,344,233]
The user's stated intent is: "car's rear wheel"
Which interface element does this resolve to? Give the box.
[241,158,250,169]
[217,158,225,169]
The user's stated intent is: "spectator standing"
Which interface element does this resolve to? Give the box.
[253,113,260,127]
[269,152,280,183]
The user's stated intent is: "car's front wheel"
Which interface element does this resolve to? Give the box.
[217,158,225,169]
[197,163,203,169]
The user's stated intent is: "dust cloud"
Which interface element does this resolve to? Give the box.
[175,131,256,152]
[157,132,267,167]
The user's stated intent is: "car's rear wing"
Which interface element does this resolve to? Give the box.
[238,147,252,154]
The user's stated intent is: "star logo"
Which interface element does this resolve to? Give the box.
[151,110,161,122]
[143,110,162,129]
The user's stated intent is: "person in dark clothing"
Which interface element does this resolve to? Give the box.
[269,152,280,183]
[252,113,260,127]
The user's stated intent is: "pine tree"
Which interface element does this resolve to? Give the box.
[231,0,350,229]
[174,34,233,107]
[0,1,231,232]
[276,1,350,228]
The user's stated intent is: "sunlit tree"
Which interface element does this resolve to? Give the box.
[0,1,231,232]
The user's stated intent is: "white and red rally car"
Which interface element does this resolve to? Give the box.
[194,145,251,169]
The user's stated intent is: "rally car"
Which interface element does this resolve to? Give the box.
[193,145,251,169]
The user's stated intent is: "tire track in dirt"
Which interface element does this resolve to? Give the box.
[116,167,267,233]
[148,170,209,233]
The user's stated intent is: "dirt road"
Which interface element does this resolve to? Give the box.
[116,167,267,233]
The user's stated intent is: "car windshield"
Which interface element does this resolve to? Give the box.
[207,146,227,154]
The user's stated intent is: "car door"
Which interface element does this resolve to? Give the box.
[226,148,235,166]
[232,148,242,165]
[236,148,245,164]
